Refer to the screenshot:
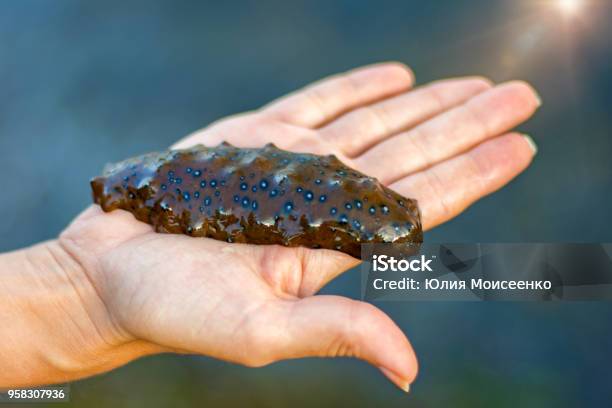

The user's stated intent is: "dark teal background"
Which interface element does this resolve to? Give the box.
[1,0,611,406]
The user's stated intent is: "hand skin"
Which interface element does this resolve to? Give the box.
[0,62,540,392]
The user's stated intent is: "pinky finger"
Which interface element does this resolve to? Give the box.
[390,132,537,230]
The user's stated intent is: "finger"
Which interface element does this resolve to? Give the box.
[390,132,537,230]
[61,206,153,258]
[257,296,417,392]
[320,77,493,157]
[262,62,414,128]
[173,113,333,155]
[355,81,541,183]
[296,247,361,297]
[255,245,361,298]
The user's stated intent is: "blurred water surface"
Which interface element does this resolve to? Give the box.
[1,0,611,406]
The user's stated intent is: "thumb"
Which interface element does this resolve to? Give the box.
[260,295,418,392]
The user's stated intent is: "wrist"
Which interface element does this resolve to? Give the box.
[0,240,159,387]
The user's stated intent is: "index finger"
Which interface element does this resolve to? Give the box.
[262,62,415,128]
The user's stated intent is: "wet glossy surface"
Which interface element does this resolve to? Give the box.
[91,143,422,258]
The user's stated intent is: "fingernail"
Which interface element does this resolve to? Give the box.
[379,366,412,393]
[535,92,543,107]
[522,134,538,154]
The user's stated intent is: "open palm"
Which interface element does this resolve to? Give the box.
[59,62,539,391]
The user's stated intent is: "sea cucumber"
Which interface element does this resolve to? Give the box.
[91,143,422,258]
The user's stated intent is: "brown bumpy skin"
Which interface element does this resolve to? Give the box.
[91,143,422,258]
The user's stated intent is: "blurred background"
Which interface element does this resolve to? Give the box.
[1,0,611,406]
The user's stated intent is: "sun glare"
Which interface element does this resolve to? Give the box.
[557,0,583,16]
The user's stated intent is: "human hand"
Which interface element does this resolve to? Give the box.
[48,62,539,392]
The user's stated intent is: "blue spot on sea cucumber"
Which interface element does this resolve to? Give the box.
[330,207,338,215]
[304,191,314,201]
[345,202,353,210]
[260,180,268,189]
[242,197,250,208]
[204,197,212,206]
[233,195,240,202]
[200,180,207,188]
[284,201,294,213]
[381,205,390,215]
[319,194,327,202]
[193,170,202,177]
[270,189,278,197]
[240,182,248,191]
[194,191,200,198]
[183,192,191,201]
[210,179,217,188]
[368,206,376,215]
[252,200,258,210]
